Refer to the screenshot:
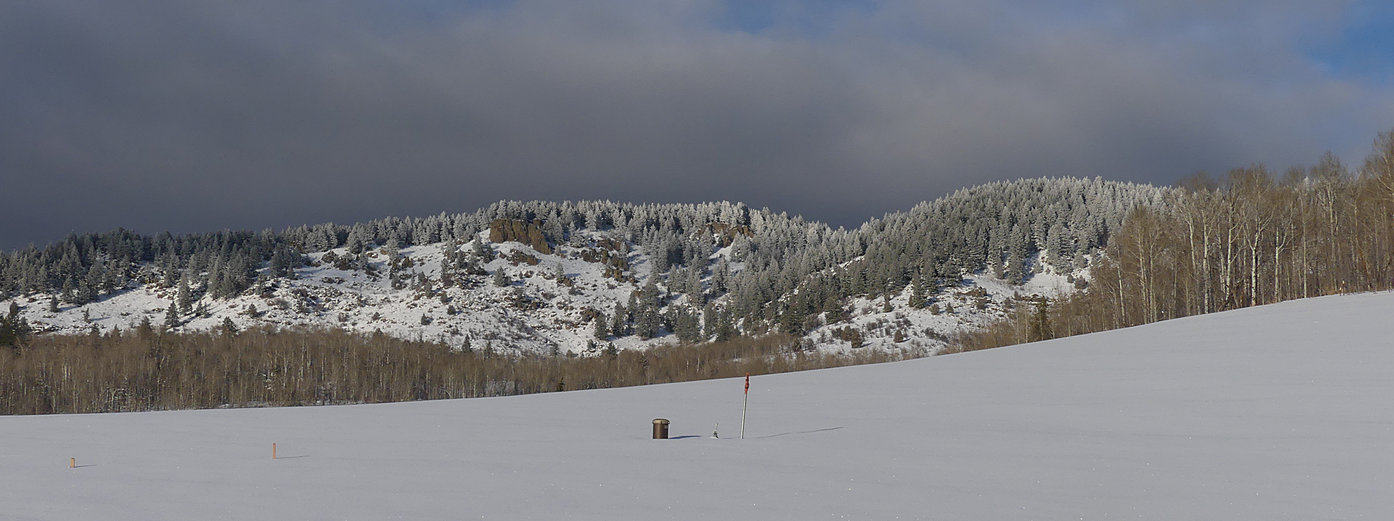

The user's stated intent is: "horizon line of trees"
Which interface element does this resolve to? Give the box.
[0,326,910,415]
[953,128,1394,352]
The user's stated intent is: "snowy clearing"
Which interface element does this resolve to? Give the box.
[3,292,1392,519]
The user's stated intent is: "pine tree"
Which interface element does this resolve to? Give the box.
[176,276,193,313]
[593,313,609,340]
[1027,297,1053,342]
[136,316,154,339]
[611,303,628,337]
[635,307,660,339]
[671,306,702,343]
[715,307,735,341]
[0,302,31,348]
[472,240,493,261]
[702,303,717,340]
[909,272,928,309]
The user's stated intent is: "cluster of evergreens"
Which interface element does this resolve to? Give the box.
[0,229,302,309]
[953,130,1394,352]
[0,327,907,415]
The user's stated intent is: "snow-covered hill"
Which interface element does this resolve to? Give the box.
[2,179,1163,355]
[2,230,1078,355]
[4,291,1390,519]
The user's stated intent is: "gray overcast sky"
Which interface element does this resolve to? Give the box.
[3,0,1393,251]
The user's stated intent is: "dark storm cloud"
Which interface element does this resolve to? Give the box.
[2,0,1392,250]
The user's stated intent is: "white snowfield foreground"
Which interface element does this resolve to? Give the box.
[4,293,1393,520]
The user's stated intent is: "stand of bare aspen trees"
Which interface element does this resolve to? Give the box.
[0,327,907,415]
[953,130,1394,352]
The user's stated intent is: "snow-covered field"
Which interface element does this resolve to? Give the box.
[4,292,1391,519]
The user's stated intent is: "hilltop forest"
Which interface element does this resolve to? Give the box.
[958,130,1394,350]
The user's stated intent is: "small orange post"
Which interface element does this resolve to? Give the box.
[70,458,75,469]
[272,443,277,460]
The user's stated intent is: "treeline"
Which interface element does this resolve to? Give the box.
[954,129,1394,351]
[0,228,303,307]
[0,327,910,415]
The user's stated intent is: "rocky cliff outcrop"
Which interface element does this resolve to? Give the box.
[489,219,552,254]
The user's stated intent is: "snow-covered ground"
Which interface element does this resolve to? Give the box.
[8,290,1389,520]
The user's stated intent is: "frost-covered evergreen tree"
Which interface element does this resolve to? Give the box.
[592,313,608,340]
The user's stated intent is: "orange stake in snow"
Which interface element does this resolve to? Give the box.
[70,458,75,469]
[273,443,277,460]
[741,373,750,439]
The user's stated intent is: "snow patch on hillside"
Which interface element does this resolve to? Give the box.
[2,237,1078,355]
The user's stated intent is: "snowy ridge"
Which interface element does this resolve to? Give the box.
[1,230,1077,355]
[4,178,1160,354]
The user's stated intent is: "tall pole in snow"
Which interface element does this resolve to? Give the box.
[741,372,749,439]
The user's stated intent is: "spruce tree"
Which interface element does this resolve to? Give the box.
[593,313,608,340]
[610,303,628,337]
[702,303,717,340]
[1,302,31,348]
[176,276,193,313]
[909,273,927,309]
[136,316,154,339]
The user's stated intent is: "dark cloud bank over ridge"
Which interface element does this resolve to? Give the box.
[2,1,1392,251]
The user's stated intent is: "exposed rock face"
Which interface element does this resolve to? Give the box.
[704,223,754,247]
[489,219,552,254]
[508,250,540,266]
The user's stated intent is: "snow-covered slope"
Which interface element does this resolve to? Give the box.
[3,233,1064,355]
[4,292,1391,519]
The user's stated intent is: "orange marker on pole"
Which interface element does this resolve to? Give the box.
[741,372,750,439]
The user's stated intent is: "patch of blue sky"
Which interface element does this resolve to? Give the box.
[1306,1,1394,84]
